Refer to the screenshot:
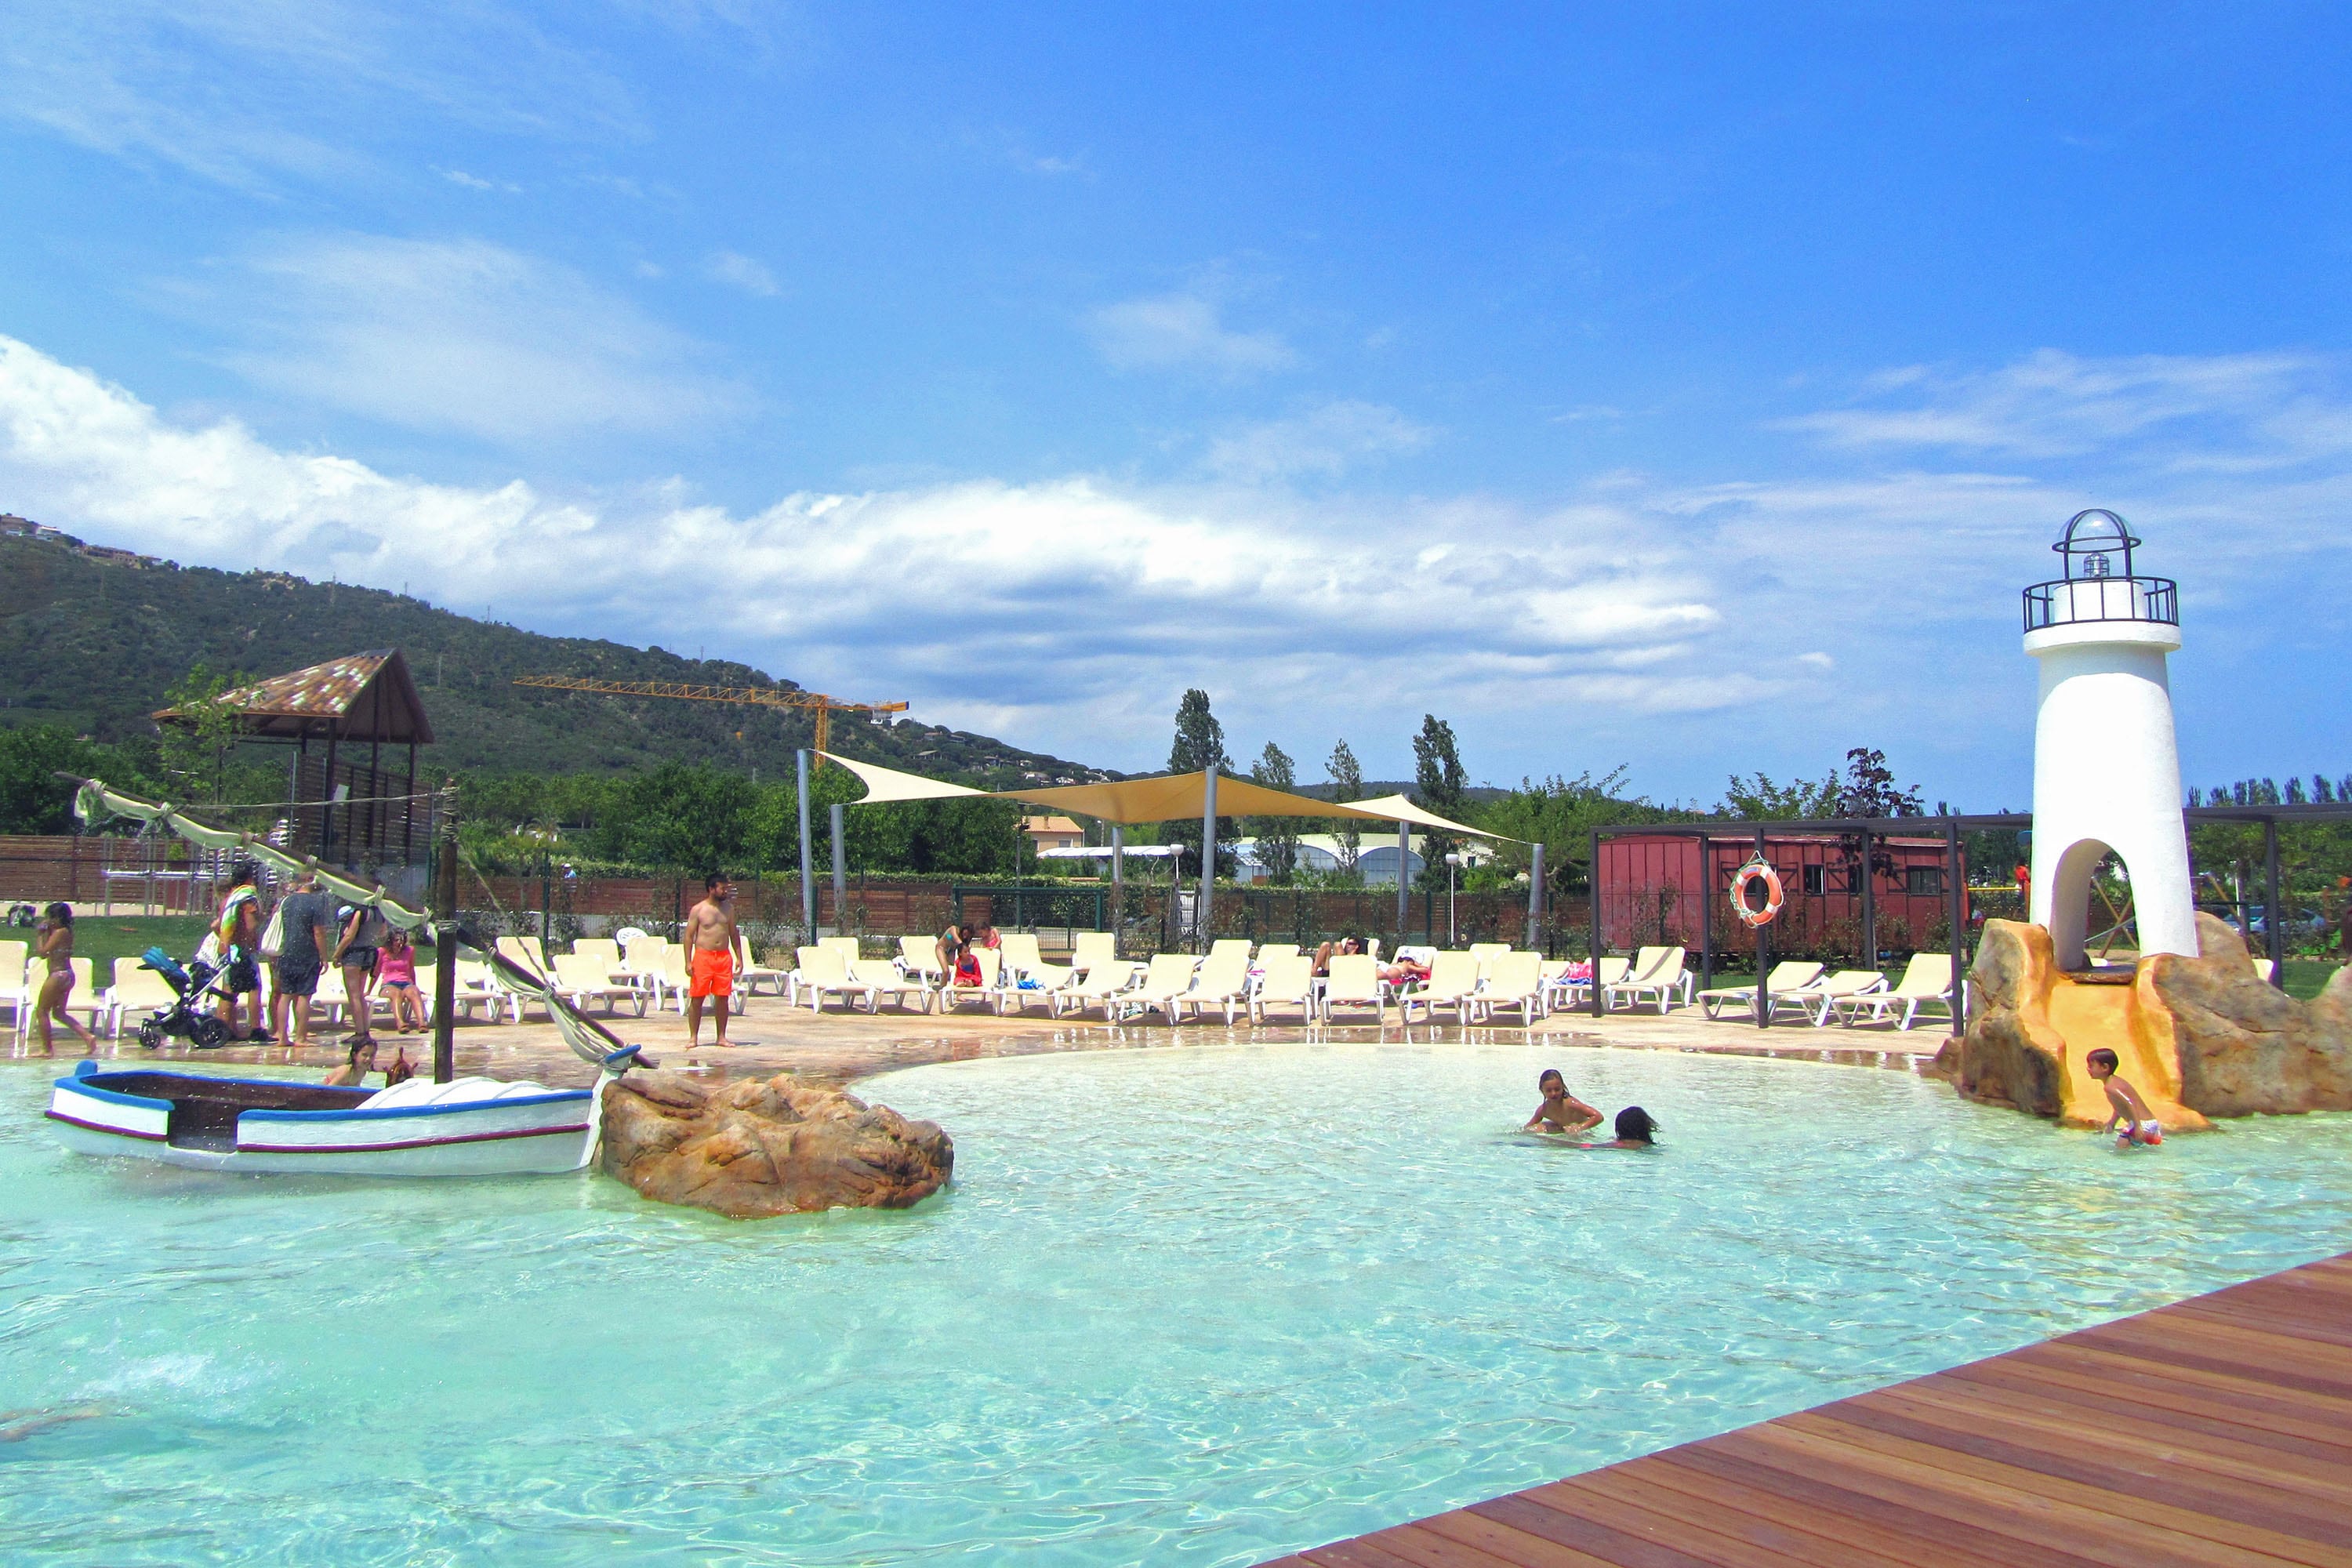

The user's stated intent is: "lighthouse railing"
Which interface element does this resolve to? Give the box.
[2021,575,2177,633]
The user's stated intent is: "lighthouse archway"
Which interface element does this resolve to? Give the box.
[2045,836,2139,970]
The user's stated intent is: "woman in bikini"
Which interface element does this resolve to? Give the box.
[32,903,98,1056]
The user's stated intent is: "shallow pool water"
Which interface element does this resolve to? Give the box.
[5,1044,2350,1565]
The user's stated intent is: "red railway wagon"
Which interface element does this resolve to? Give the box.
[1598,832,1962,958]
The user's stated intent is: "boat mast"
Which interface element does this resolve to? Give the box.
[431,782,460,1084]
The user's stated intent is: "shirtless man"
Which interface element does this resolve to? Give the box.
[680,872,746,1047]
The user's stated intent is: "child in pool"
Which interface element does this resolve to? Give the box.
[1523,1069,1602,1134]
[2086,1047,2161,1147]
[1578,1107,1657,1149]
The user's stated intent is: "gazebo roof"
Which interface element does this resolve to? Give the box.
[154,649,434,744]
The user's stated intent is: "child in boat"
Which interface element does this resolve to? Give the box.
[2085,1047,2161,1147]
[1578,1107,1658,1149]
[325,1038,377,1087]
[376,929,426,1033]
[32,903,97,1056]
[1523,1069,1602,1133]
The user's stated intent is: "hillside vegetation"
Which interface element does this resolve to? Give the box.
[0,528,1105,787]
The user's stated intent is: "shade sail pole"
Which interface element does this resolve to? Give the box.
[1526,840,1544,948]
[830,803,848,935]
[1197,764,1219,953]
[1395,822,1410,946]
[1111,824,1125,951]
[796,750,815,936]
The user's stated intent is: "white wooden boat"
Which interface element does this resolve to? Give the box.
[47,1062,603,1176]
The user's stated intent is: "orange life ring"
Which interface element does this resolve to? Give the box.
[1730,859,1784,928]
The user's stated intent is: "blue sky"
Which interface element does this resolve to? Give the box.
[1,4,2347,804]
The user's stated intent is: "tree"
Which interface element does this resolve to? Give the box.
[1719,770,1840,820]
[1248,741,1300,884]
[1326,739,1364,879]
[1835,747,1924,818]
[156,662,247,807]
[1411,713,1468,882]
[597,763,757,873]
[0,725,118,834]
[1164,688,1235,878]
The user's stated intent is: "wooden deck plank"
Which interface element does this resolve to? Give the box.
[1265,1253,2352,1568]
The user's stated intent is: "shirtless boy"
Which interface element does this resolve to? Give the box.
[2085,1047,2162,1147]
[1523,1068,1602,1134]
[680,872,746,1047]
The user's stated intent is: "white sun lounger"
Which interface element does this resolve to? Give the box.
[1052,960,1140,1019]
[1473,951,1547,1025]
[1604,946,1689,1013]
[1400,950,1483,1023]
[1249,954,1317,1024]
[1695,960,1825,1021]
[1174,952,1252,1025]
[1831,953,1954,1031]
[551,953,645,1018]
[1779,968,1889,1026]
[1320,954,1387,1023]
[1115,953,1203,1025]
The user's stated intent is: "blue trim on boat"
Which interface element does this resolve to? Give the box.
[74,1067,373,1101]
[239,1090,592,1123]
[51,1076,174,1114]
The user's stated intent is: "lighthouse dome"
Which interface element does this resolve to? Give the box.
[2024,509,2176,633]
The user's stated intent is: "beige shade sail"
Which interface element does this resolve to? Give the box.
[817,751,989,804]
[816,752,1509,837]
[1339,793,1503,840]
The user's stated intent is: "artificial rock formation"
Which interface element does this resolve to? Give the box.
[2148,914,2352,1116]
[600,1069,953,1218]
[1936,914,2352,1123]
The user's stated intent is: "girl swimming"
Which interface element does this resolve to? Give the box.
[1523,1069,1602,1134]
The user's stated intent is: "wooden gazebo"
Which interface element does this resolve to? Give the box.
[156,649,434,869]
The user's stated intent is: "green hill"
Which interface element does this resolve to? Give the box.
[0,521,1111,788]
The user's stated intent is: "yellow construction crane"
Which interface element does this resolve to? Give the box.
[513,675,909,753]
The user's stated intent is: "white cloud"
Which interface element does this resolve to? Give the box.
[704,250,780,297]
[439,168,519,192]
[0,335,1735,766]
[1087,293,1297,376]
[1203,401,1432,481]
[0,2,640,191]
[1779,348,2332,463]
[177,234,749,445]
[2,335,2342,786]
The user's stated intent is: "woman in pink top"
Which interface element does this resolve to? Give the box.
[376,928,427,1033]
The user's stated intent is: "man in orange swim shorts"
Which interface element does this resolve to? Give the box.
[679,871,746,1047]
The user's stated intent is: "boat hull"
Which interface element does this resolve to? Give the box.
[48,1065,597,1178]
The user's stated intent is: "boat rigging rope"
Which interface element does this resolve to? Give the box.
[70,778,637,1073]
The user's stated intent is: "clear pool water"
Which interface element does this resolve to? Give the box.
[5,1044,2351,1565]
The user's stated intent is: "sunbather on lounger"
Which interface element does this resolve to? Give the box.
[1523,1069,1602,1134]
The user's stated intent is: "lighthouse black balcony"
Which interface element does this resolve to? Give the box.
[2020,507,2179,632]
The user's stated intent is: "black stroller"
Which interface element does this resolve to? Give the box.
[132,945,234,1051]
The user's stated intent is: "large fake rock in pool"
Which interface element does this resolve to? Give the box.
[1935,915,2352,1123]
[2151,915,2352,1116]
[1935,918,2206,1130]
[600,1070,953,1218]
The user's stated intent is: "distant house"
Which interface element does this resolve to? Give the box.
[1022,815,1086,854]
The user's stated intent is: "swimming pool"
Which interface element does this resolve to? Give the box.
[5,1043,2350,1564]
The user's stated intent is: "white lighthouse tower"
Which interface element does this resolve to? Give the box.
[2025,509,2197,969]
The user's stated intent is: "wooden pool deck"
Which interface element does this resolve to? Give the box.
[1265,1251,2352,1568]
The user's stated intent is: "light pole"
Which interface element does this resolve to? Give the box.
[1445,852,1465,945]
